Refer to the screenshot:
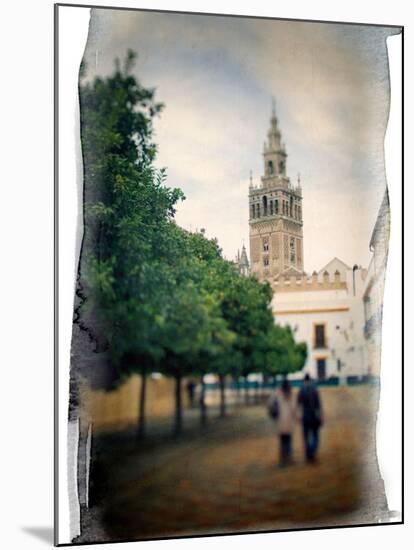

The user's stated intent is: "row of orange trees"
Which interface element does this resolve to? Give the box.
[71,51,307,437]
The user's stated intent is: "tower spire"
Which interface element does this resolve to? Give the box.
[263,98,286,177]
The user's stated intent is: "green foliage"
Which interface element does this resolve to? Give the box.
[261,324,308,376]
[75,50,308,431]
[76,50,184,381]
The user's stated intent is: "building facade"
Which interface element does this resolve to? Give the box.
[272,259,368,381]
[246,106,370,381]
[362,191,391,378]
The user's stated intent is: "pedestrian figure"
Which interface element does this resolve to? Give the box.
[268,378,297,467]
[297,373,323,463]
[186,379,196,408]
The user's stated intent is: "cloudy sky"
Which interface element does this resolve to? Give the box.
[82,9,399,271]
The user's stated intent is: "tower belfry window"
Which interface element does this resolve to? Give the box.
[268,160,274,175]
[263,196,268,216]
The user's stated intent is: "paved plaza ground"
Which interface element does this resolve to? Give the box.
[80,385,389,543]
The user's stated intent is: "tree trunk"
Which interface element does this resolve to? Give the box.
[219,374,226,417]
[137,370,147,439]
[174,374,183,436]
[200,377,207,427]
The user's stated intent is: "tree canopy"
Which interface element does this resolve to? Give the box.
[72,50,308,435]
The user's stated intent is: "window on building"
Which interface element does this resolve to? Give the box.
[268,160,274,175]
[275,199,279,214]
[256,203,260,218]
[317,358,326,380]
[262,195,268,216]
[270,200,274,215]
[314,324,326,348]
[251,204,255,219]
[263,256,269,267]
[290,237,296,263]
[263,238,269,252]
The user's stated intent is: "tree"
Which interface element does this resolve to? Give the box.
[262,324,308,380]
[73,50,184,439]
[218,272,274,403]
[154,227,234,432]
[73,49,307,446]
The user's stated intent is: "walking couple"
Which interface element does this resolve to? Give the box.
[268,374,323,466]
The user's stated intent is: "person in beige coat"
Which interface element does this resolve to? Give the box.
[268,378,297,467]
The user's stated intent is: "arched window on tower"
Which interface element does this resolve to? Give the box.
[263,195,268,216]
[279,160,285,173]
[268,160,274,175]
[275,199,279,214]
[251,204,255,219]
[290,196,293,217]
[256,203,260,218]
[270,200,274,215]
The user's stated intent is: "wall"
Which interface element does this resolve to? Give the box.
[272,267,368,380]
[79,374,181,433]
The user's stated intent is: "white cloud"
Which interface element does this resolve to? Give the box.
[82,10,397,268]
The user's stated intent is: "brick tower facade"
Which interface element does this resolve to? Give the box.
[249,104,304,281]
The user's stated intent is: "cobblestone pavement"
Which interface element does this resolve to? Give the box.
[77,386,389,543]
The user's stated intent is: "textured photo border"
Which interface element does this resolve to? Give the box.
[54,3,404,546]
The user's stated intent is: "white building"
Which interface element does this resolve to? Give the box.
[272,259,368,381]
[244,106,371,382]
[362,191,390,378]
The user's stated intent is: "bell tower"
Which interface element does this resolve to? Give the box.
[249,102,304,281]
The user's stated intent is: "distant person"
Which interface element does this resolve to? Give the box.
[186,379,196,408]
[297,374,323,463]
[268,378,297,467]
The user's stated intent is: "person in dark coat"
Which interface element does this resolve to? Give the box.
[297,373,323,462]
